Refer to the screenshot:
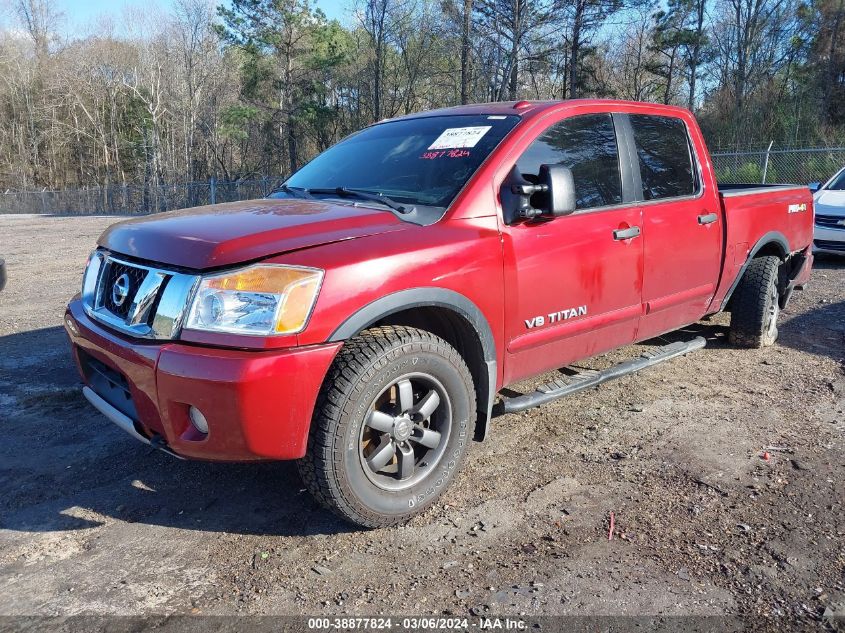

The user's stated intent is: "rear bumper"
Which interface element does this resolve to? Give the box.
[792,247,813,287]
[65,299,342,461]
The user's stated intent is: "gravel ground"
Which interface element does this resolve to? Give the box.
[0,214,843,627]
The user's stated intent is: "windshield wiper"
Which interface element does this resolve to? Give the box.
[308,187,412,214]
[271,184,314,199]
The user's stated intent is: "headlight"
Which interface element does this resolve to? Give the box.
[184,264,323,336]
[81,251,104,306]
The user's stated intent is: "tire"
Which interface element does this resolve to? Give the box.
[728,255,781,348]
[297,326,476,528]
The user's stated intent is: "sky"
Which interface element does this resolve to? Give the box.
[41,0,352,33]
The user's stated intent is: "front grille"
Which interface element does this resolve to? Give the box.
[83,252,198,340]
[101,261,148,319]
[815,214,845,230]
[814,239,845,252]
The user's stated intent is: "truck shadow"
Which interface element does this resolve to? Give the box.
[652,257,844,364]
[627,257,845,366]
[776,255,845,364]
[0,326,355,536]
[779,305,845,362]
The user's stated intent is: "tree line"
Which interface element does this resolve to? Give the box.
[0,0,843,194]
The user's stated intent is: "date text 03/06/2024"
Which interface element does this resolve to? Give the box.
[306,617,528,630]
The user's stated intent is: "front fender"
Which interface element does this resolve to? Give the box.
[329,287,498,441]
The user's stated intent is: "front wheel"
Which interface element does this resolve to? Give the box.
[729,255,781,348]
[297,326,476,528]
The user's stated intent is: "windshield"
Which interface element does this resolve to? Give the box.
[825,168,845,191]
[272,114,520,224]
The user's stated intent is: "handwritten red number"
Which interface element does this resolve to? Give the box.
[420,149,471,160]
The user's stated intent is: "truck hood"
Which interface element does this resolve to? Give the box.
[814,190,845,214]
[98,198,408,269]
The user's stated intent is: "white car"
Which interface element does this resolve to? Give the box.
[811,167,845,255]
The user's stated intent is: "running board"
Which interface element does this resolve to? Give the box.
[500,337,707,414]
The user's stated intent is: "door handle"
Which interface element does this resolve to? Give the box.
[613,226,641,241]
[698,213,718,225]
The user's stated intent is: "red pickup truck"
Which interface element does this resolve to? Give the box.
[64,100,813,528]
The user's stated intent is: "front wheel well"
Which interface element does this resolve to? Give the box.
[372,307,490,442]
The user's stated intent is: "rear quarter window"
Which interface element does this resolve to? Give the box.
[630,114,698,200]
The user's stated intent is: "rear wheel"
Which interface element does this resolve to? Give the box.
[298,326,476,528]
[729,255,781,348]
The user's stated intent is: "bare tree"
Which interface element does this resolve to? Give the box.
[461,0,473,102]
[14,0,62,55]
[565,0,626,98]
[0,0,840,201]
[597,6,663,101]
[475,0,564,99]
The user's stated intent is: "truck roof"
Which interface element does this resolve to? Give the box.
[386,99,694,123]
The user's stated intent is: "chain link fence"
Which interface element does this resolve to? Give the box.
[711,147,845,185]
[3,147,845,215]
[0,177,281,215]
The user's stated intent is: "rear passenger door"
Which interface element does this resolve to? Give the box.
[625,114,722,340]
[500,112,644,384]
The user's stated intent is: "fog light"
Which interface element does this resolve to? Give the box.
[188,406,209,434]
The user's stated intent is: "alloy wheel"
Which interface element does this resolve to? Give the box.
[358,373,451,491]
[766,284,780,339]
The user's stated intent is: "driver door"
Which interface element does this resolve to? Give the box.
[499,112,644,385]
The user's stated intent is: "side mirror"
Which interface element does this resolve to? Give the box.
[808,182,821,193]
[500,164,576,224]
[538,164,576,217]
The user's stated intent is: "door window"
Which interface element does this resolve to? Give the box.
[516,113,622,210]
[629,115,697,200]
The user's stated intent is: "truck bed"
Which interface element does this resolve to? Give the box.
[709,182,814,311]
[718,183,806,196]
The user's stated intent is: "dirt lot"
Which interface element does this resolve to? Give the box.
[0,214,843,626]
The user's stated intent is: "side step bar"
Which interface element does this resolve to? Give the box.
[500,337,707,413]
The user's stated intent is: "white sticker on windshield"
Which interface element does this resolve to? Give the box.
[428,126,492,150]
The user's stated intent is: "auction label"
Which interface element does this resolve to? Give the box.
[428,126,491,150]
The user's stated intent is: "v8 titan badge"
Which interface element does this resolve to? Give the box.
[525,305,588,329]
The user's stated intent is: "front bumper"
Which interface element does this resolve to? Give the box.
[65,299,342,461]
[813,225,845,254]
